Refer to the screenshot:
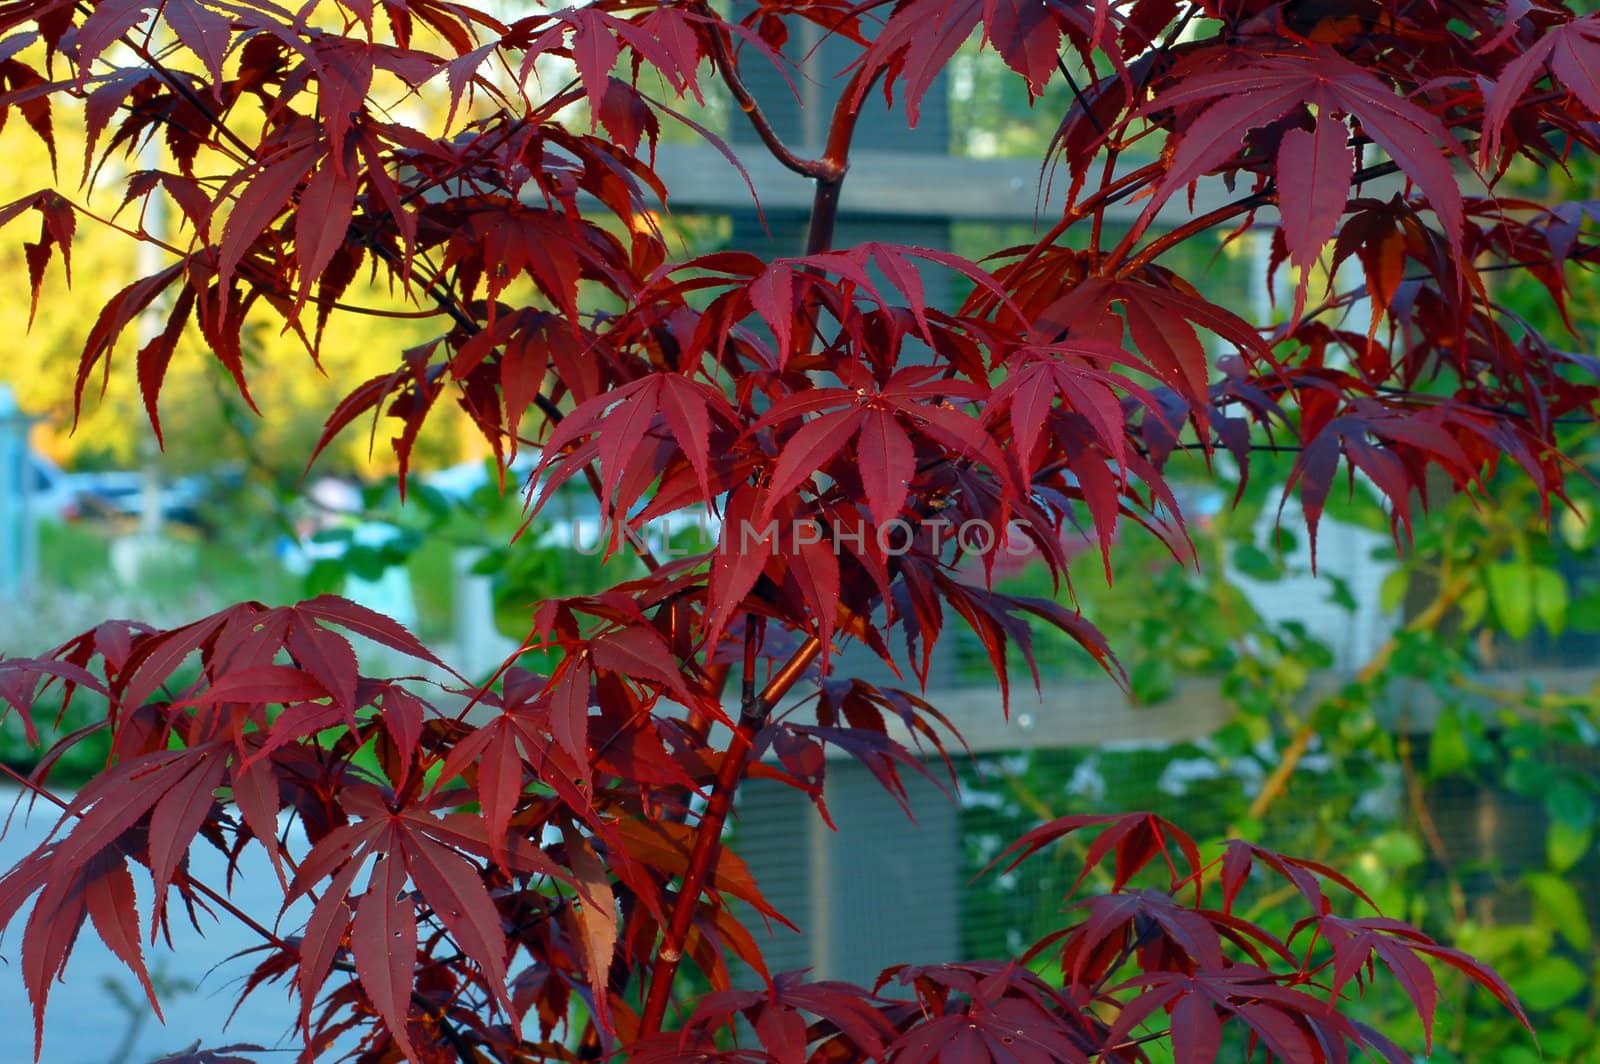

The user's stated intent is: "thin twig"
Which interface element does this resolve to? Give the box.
[1243,570,1473,824]
[695,3,839,181]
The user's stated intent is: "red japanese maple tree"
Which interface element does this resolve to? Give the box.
[0,0,1592,1059]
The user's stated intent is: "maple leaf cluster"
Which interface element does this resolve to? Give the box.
[0,0,1596,1060]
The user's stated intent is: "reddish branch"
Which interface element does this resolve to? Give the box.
[697,3,840,183]
[639,633,824,1034]
[637,39,884,1031]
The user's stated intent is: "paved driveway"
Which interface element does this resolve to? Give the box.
[0,792,320,1063]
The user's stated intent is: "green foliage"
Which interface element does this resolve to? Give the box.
[959,429,1600,1060]
[36,519,111,591]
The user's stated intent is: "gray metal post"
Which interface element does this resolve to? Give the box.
[0,384,37,603]
[136,127,167,544]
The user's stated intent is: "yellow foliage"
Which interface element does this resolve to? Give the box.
[0,102,471,476]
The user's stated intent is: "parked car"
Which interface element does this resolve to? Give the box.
[63,469,214,527]
[17,454,226,529]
